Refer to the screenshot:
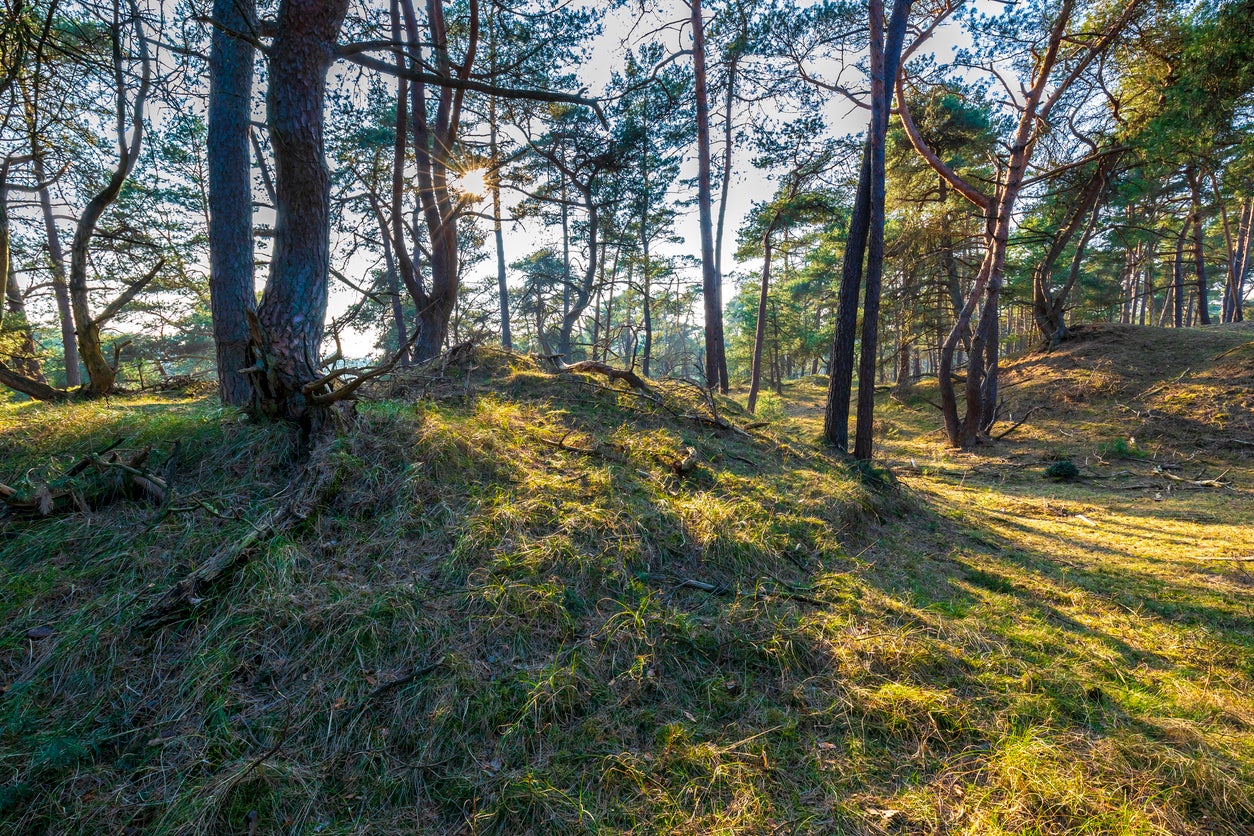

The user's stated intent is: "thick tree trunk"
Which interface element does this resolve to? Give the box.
[825,0,911,453]
[207,0,257,406]
[691,0,728,392]
[250,0,348,422]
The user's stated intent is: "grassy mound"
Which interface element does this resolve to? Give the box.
[3,339,1253,835]
[1,351,891,834]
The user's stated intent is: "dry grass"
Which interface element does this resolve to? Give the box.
[1,330,1252,834]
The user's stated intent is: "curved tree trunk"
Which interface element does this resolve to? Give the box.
[747,234,773,413]
[68,0,152,396]
[249,0,348,423]
[207,0,257,406]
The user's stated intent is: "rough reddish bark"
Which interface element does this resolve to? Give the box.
[249,0,349,423]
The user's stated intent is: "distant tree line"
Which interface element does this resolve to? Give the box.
[1,0,1251,451]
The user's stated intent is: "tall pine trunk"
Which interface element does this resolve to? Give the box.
[250,0,348,423]
[691,0,727,392]
[852,0,911,461]
[207,0,257,406]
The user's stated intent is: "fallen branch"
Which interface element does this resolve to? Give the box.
[360,659,443,708]
[640,573,826,607]
[1,444,168,516]
[552,358,652,393]
[137,437,341,629]
[994,406,1043,440]
[1155,467,1231,489]
[0,361,70,402]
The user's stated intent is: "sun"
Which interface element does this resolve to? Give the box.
[453,167,488,199]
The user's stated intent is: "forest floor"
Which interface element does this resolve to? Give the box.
[1,323,1252,835]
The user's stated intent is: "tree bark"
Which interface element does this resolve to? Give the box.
[823,142,871,450]
[249,0,348,422]
[853,0,912,461]
[747,230,774,413]
[690,0,728,392]
[1173,221,1186,327]
[824,0,911,453]
[490,106,510,349]
[207,0,257,406]
[714,48,739,285]
[402,0,478,362]
[1030,154,1119,342]
[558,185,599,360]
[68,0,152,396]
[1,165,46,384]
[29,152,78,387]
[1187,168,1211,325]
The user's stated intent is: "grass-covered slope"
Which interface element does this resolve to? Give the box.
[2,334,1253,835]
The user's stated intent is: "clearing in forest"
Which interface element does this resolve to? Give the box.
[1,324,1252,835]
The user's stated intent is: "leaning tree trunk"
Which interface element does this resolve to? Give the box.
[249,0,348,423]
[207,0,257,406]
[747,229,775,414]
[30,152,79,387]
[1030,154,1118,343]
[67,0,151,398]
[68,0,152,396]
[852,0,912,461]
[822,143,872,450]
